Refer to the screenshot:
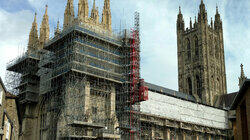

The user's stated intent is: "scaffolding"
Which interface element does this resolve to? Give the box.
[4,6,229,139]
[6,10,149,139]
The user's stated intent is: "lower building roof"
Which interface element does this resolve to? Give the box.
[230,79,250,110]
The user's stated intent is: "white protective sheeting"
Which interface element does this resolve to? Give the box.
[140,91,228,129]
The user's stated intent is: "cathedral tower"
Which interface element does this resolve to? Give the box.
[177,0,227,105]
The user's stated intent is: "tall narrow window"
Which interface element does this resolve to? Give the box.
[186,39,191,61]
[216,78,220,93]
[194,36,199,57]
[215,39,220,59]
[196,75,202,99]
[188,77,192,95]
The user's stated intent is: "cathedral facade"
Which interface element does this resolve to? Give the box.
[6,0,235,140]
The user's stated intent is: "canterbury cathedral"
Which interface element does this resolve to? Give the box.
[4,0,247,140]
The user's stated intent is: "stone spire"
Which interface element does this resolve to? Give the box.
[239,64,247,88]
[102,0,112,31]
[39,5,50,49]
[90,0,99,24]
[214,5,222,30]
[28,13,39,53]
[64,0,75,29]
[177,6,184,31]
[211,17,213,28]
[78,0,89,22]
[190,17,192,29]
[198,0,207,23]
[55,20,60,36]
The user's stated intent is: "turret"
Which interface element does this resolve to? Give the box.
[198,0,207,23]
[194,16,197,28]
[78,0,89,22]
[210,17,213,29]
[177,6,185,31]
[102,0,112,31]
[55,20,60,36]
[28,13,39,53]
[39,5,50,49]
[64,0,75,29]
[190,17,192,29]
[90,0,99,24]
[214,6,222,30]
[239,64,247,88]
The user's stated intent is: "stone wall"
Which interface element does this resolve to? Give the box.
[5,95,19,140]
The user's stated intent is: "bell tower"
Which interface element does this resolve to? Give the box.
[177,0,227,105]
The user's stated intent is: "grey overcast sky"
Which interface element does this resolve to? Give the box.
[0,0,249,93]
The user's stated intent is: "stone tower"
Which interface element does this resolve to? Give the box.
[177,0,227,105]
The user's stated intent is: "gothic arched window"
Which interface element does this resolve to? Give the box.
[196,75,202,99]
[194,36,199,57]
[188,77,192,95]
[186,38,191,61]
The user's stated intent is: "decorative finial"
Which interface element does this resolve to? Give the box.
[190,17,192,29]
[211,17,213,28]
[201,0,204,4]
[45,5,48,14]
[55,20,60,35]
[57,20,60,29]
[239,63,247,88]
[179,6,181,14]
[216,5,219,14]
[241,64,245,77]
[34,12,37,21]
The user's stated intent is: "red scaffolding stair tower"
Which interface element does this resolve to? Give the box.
[128,12,149,140]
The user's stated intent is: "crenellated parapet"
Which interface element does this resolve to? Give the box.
[178,2,222,35]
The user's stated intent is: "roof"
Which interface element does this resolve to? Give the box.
[145,82,196,102]
[145,82,229,110]
[140,90,229,130]
[218,92,238,109]
[231,79,250,110]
